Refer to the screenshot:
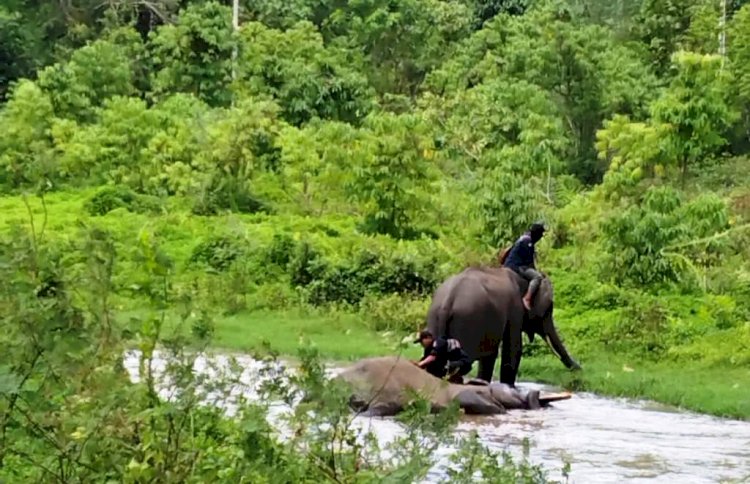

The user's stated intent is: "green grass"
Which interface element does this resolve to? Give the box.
[520,351,750,420]
[211,309,403,361]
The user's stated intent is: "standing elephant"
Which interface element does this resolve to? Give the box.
[425,266,580,386]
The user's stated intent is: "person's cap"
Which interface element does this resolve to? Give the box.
[530,222,546,234]
[413,329,433,344]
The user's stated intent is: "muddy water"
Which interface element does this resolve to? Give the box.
[123,352,750,483]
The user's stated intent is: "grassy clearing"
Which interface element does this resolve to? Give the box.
[212,309,402,361]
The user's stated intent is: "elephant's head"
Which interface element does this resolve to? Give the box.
[524,277,581,371]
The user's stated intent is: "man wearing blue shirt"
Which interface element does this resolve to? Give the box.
[503,222,546,310]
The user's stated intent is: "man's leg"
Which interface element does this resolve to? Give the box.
[427,363,446,379]
[446,360,473,384]
[520,267,542,310]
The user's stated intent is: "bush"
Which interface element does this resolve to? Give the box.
[600,297,670,356]
[192,177,271,216]
[359,293,430,333]
[246,282,302,311]
[264,232,297,268]
[301,248,443,306]
[189,235,247,272]
[600,186,729,288]
[288,241,328,288]
[84,185,163,216]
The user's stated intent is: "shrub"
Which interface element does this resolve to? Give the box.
[264,232,297,268]
[600,297,670,356]
[359,293,430,333]
[192,177,271,216]
[84,185,163,216]
[600,185,729,289]
[301,248,443,307]
[246,282,302,311]
[288,240,327,288]
[189,235,246,272]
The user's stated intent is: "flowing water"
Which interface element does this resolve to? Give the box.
[123,351,750,483]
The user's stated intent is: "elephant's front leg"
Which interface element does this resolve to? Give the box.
[476,353,498,382]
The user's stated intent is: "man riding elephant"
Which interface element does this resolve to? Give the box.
[502,222,546,310]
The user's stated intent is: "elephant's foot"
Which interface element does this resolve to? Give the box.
[447,374,465,384]
[526,390,541,410]
[499,363,518,388]
[465,378,490,386]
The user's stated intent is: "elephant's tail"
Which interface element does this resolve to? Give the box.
[433,292,456,339]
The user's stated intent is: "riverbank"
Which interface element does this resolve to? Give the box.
[207,309,750,420]
[5,191,749,420]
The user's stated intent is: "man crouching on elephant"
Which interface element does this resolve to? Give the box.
[503,222,546,310]
[413,330,473,384]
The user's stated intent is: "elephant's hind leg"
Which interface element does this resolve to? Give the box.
[357,401,402,417]
[455,390,506,415]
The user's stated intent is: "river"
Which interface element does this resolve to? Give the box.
[123,351,750,483]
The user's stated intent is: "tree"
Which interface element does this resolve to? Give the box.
[322,0,473,96]
[595,114,674,201]
[348,112,438,238]
[140,94,211,196]
[0,80,55,188]
[36,35,137,121]
[278,120,362,213]
[474,170,544,248]
[634,0,705,74]
[651,51,738,185]
[0,7,37,102]
[601,185,729,288]
[191,98,285,214]
[236,21,374,126]
[729,4,750,144]
[148,1,234,107]
[54,96,160,186]
[421,79,568,178]
[427,5,658,183]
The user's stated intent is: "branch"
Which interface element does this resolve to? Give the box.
[0,349,43,467]
[660,222,750,253]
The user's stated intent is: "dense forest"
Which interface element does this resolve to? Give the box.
[2,0,750,481]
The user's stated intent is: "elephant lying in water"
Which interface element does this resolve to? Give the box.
[335,356,570,417]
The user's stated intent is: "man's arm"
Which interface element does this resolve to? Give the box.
[416,355,436,368]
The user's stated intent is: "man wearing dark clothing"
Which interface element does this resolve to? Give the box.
[413,330,472,383]
[503,222,546,310]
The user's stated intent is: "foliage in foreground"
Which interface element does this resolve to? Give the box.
[0,214,561,483]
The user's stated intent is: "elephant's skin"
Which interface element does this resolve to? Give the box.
[426,266,580,387]
[334,356,549,417]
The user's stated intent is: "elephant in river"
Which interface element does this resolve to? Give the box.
[335,356,570,417]
[426,266,581,387]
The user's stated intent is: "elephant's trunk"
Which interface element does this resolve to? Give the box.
[542,316,581,370]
